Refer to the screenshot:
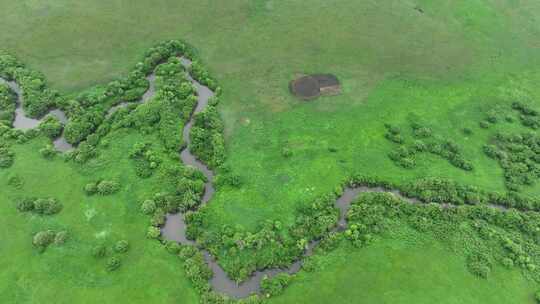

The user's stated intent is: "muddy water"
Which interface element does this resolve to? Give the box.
[159,58,430,298]
[0,78,72,151]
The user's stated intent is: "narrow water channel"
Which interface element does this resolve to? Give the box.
[0,77,72,151]
[159,58,428,299]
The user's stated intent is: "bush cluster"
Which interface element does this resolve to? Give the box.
[39,144,57,159]
[84,180,121,195]
[513,102,540,129]
[260,273,292,297]
[0,83,16,126]
[129,142,161,178]
[16,197,62,215]
[33,229,68,252]
[385,123,472,171]
[190,104,225,168]
[0,142,14,168]
[484,131,540,191]
[39,115,63,139]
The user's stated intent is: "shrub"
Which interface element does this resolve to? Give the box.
[96,180,120,195]
[39,115,63,139]
[147,226,161,239]
[33,230,56,250]
[141,199,157,215]
[260,273,292,297]
[84,182,98,195]
[114,240,129,253]
[16,197,35,212]
[39,144,57,159]
[33,198,62,215]
[0,144,14,168]
[106,257,121,272]
[54,231,69,245]
[535,290,540,304]
[7,175,24,189]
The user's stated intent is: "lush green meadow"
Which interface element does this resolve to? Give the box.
[0,134,199,303]
[2,0,540,303]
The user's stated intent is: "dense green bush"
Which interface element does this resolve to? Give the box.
[260,273,292,297]
[54,231,69,245]
[17,197,62,215]
[39,144,57,159]
[106,257,121,272]
[0,143,14,168]
[129,142,161,178]
[96,180,121,195]
[190,105,225,168]
[113,240,129,253]
[385,123,472,171]
[483,131,540,191]
[39,115,63,139]
[0,83,16,126]
[32,230,56,251]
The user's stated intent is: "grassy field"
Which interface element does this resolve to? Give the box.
[0,133,199,304]
[2,0,540,303]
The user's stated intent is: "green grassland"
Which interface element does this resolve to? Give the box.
[0,134,199,303]
[2,0,540,303]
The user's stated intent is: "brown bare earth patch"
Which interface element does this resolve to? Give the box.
[290,74,341,100]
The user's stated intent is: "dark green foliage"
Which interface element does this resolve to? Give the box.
[106,257,121,272]
[113,240,129,253]
[96,180,121,195]
[513,102,540,129]
[7,174,24,189]
[39,115,63,139]
[84,180,120,195]
[0,142,14,168]
[140,199,157,215]
[467,252,492,278]
[385,122,472,171]
[260,273,292,297]
[39,144,57,159]
[177,247,213,293]
[32,230,56,251]
[190,105,225,168]
[0,83,16,126]
[484,131,540,191]
[129,142,161,178]
[17,197,62,215]
[54,231,69,245]
[189,61,218,91]
[34,198,63,215]
[146,226,160,239]
[16,197,35,212]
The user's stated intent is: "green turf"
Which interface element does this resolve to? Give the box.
[2,0,540,302]
[0,134,199,304]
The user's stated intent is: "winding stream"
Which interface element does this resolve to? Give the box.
[160,59,431,299]
[0,77,72,151]
[106,73,157,117]
[2,69,159,152]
